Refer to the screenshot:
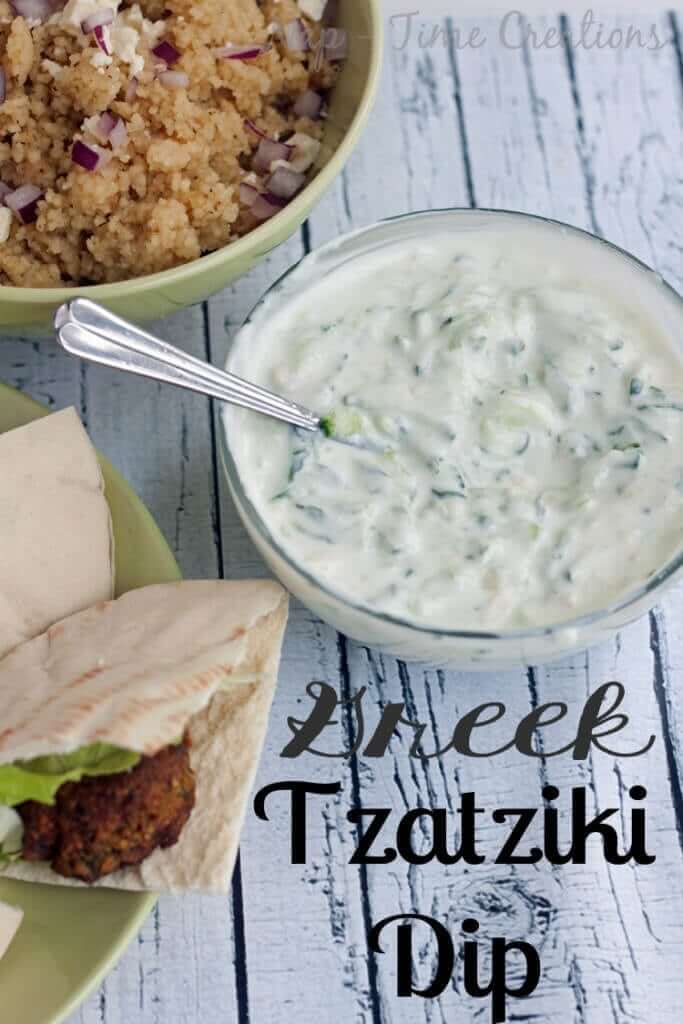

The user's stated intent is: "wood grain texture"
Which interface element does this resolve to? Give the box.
[0,8,681,1024]
[208,240,377,1023]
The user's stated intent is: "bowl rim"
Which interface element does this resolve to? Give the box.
[221,207,683,643]
[0,0,384,306]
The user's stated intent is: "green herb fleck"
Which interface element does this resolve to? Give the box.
[289,448,308,481]
[613,441,641,452]
[506,340,526,356]
[320,415,335,438]
[432,488,465,500]
[295,504,325,522]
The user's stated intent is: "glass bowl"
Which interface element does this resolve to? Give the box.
[220,209,683,669]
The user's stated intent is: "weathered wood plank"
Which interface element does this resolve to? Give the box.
[319,13,683,1023]
[458,13,683,1022]
[532,627,683,1024]
[560,10,683,291]
[652,591,683,850]
[456,13,587,224]
[292,17,568,1023]
[340,647,578,1021]
[206,237,377,1022]
[306,19,469,251]
[560,2,683,835]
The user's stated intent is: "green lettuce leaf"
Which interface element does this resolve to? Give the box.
[0,743,140,807]
[0,849,21,866]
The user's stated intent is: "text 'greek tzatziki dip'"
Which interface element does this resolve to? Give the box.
[226,225,683,631]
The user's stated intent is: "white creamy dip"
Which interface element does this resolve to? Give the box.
[227,226,683,632]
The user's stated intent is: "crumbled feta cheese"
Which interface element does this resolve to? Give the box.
[111,5,165,77]
[41,59,64,78]
[121,4,166,46]
[59,0,164,76]
[60,0,119,69]
[109,22,141,74]
[90,48,112,68]
[269,158,291,174]
[61,0,120,29]
[81,113,102,136]
[0,208,12,245]
[298,0,327,21]
[287,132,321,172]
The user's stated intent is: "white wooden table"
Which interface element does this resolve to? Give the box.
[4,10,683,1022]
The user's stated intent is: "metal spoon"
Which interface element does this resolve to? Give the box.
[54,298,320,432]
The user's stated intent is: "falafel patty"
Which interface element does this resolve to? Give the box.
[18,742,195,883]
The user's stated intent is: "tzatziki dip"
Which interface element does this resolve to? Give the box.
[226,223,683,632]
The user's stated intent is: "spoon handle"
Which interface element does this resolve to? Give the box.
[54,298,320,432]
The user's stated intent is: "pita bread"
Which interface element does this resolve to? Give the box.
[0,901,22,962]
[0,580,288,893]
[0,408,114,660]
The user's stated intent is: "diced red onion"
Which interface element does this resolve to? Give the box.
[284,19,309,52]
[158,70,189,89]
[253,137,293,173]
[10,0,54,21]
[267,166,305,200]
[72,140,101,171]
[323,27,347,60]
[239,182,259,207]
[94,111,116,141]
[293,89,322,119]
[125,76,139,102]
[0,68,5,106]
[93,24,111,55]
[152,40,181,66]
[251,191,287,221]
[215,43,270,60]
[322,0,339,26]
[244,118,269,140]
[5,183,43,223]
[81,8,114,33]
[109,117,127,149]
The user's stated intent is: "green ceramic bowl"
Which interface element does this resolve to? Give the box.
[0,1,383,337]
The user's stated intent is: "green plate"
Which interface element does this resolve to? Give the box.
[0,382,181,1024]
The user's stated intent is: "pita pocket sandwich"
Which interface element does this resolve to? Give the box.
[0,579,288,893]
[0,407,114,660]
